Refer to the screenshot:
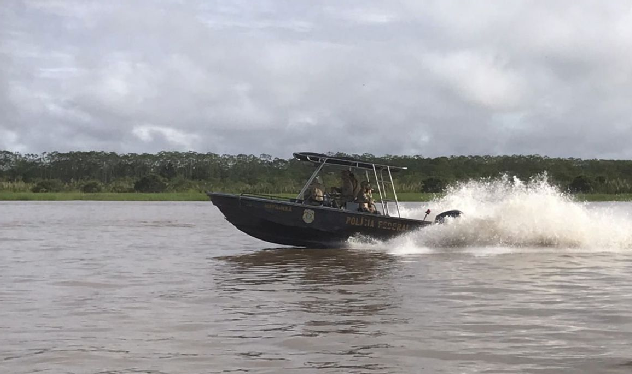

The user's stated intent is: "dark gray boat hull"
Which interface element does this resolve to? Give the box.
[209,193,431,248]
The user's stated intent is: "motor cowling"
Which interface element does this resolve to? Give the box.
[434,210,463,224]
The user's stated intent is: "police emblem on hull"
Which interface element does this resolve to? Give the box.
[302,209,315,224]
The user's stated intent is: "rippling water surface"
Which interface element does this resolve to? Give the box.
[1,200,632,374]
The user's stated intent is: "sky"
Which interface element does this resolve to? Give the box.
[1,0,632,159]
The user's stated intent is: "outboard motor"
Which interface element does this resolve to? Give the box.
[434,210,463,224]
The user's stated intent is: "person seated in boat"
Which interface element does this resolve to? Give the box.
[304,177,325,205]
[357,181,377,213]
[329,186,341,208]
[339,170,359,207]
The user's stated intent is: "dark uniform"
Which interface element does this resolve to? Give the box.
[340,170,356,206]
[350,172,360,199]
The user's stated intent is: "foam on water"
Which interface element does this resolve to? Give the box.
[350,175,632,254]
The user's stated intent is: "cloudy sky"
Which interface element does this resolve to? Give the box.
[1,1,632,158]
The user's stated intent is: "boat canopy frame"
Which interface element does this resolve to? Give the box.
[294,152,404,218]
[293,152,407,172]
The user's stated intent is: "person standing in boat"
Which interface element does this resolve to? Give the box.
[340,170,358,207]
[350,171,361,199]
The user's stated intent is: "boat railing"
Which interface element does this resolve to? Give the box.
[240,193,294,201]
[294,156,404,218]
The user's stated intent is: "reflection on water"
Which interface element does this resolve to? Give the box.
[212,248,405,372]
[215,248,402,317]
[2,202,632,373]
[216,248,397,285]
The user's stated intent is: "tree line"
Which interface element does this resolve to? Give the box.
[1,150,631,194]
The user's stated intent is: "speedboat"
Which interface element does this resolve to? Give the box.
[208,152,462,247]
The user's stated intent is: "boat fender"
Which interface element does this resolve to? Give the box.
[434,210,463,224]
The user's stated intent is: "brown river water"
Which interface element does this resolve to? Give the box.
[1,200,632,374]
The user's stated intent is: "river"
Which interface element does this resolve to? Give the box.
[1,199,632,373]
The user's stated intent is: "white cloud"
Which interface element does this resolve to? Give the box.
[424,51,526,110]
[0,129,24,153]
[326,5,398,24]
[1,0,632,158]
[132,125,200,150]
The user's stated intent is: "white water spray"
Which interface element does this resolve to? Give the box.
[351,175,632,254]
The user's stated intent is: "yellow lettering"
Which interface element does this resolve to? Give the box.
[264,204,292,212]
[374,220,410,231]
[345,216,379,227]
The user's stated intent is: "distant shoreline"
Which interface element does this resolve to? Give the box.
[1,192,632,202]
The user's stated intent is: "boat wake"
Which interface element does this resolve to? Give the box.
[349,175,632,254]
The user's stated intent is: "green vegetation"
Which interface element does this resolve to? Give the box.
[31,179,64,193]
[1,150,632,201]
[80,181,103,193]
[396,193,438,202]
[133,174,168,193]
[574,194,632,202]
